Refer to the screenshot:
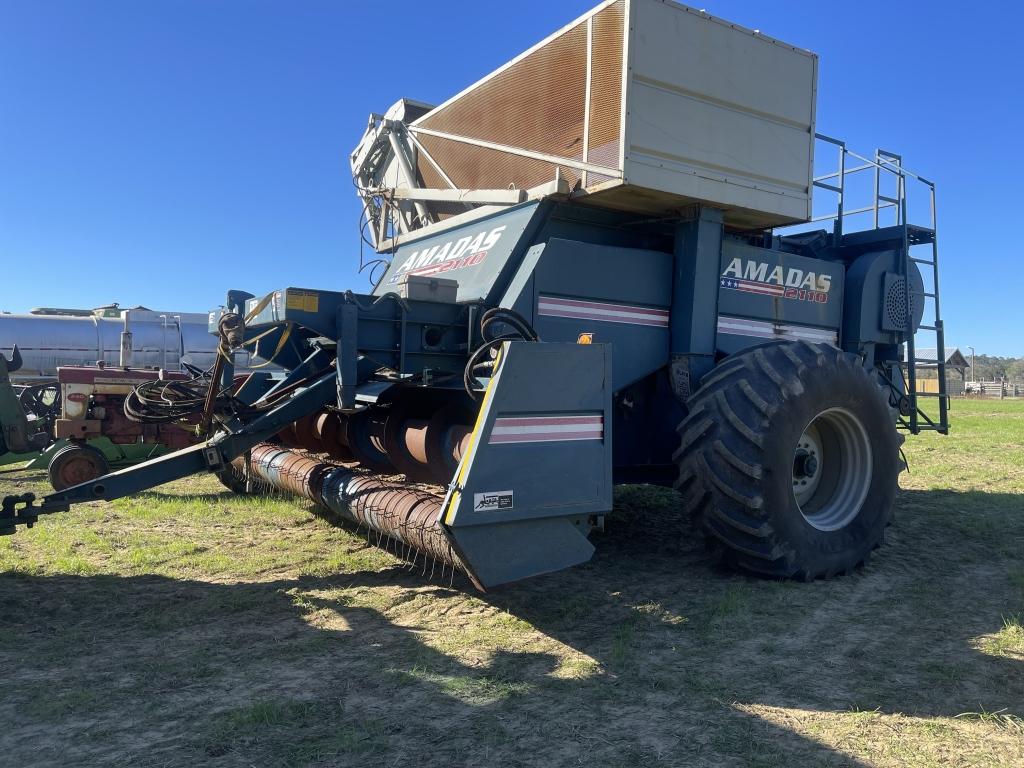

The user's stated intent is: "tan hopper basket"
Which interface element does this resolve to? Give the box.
[409,0,818,230]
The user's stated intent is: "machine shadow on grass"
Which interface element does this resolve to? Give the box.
[0,575,877,766]
[1,486,1020,766]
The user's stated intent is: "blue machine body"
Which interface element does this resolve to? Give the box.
[3,192,927,589]
[0,1,944,591]
[2,199,932,593]
[199,198,919,586]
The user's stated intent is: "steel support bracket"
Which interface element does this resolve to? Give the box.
[203,445,225,470]
[336,302,359,411]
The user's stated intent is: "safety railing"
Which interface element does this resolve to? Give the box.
[787,133,948,434]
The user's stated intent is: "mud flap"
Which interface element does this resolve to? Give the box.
[440,341,612,589]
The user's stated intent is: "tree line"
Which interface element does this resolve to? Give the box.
[959,353,1024,383]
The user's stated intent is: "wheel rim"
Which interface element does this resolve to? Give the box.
[55,450,104,489]
[792,407,873,531]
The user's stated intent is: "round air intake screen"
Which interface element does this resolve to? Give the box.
[881,268,925,333]
[884,277,910,330]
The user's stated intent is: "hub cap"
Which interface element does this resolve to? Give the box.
[792,407,873,531]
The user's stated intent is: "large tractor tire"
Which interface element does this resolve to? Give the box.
[674,341,903,580]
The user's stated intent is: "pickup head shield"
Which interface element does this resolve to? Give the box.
[441,341,613,589]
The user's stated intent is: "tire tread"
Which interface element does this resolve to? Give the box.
[674,341,898,579]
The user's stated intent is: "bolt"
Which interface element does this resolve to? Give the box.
[804,455,819,477]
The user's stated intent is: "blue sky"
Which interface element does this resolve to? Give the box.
[1,0,1020,355]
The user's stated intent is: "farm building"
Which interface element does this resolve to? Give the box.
[910,347,971,396]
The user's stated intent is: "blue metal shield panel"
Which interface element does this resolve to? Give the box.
[716,240,844,352]
[374,202,544,303]
[440,340,612,588]
[503,237,672,391]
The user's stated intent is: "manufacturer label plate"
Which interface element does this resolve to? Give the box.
[473,490,514,512]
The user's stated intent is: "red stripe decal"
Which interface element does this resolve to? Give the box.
[494,416,602,427]
[489,431,603,443]
[488,414,604,445]
[539,296,669,317]
[537,295,670,327]
[539,309,668,327]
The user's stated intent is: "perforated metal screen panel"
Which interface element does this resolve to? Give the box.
[404,0,816,229]
[585,1,625,184]
[412,0,625,196]
[882,272,918,332]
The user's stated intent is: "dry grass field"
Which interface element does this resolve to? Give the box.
[0,398,1022,767]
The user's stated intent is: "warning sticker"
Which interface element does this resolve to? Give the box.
[286,290,319,313]
[473,490,514,512]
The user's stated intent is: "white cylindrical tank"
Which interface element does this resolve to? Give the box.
[0,307,226,379]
